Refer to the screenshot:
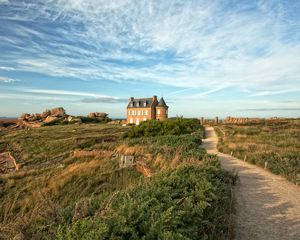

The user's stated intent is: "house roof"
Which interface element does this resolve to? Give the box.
[157,97,168,107]
[127,98,155,108]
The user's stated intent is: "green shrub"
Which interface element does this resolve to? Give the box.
[56,163,235,240]
[123,118,202,138]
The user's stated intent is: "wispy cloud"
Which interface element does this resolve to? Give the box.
[81,97,127,103]
[23,88,116,98]
[251,88,300,97]
[243,108,300,112]
[0,0,300,119]
[0,66,15,71]
[0,76,17,83]
[0,0,299,91]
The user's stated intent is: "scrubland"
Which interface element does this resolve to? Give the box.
[215,119,300,184]
[0,119,236,239]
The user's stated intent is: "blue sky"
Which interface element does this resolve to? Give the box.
[0,0,299,118]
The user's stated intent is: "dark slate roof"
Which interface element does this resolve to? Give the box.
[127,98,154,108]
[157,97,168,107]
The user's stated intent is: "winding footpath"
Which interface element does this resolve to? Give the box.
[202,127,300,240]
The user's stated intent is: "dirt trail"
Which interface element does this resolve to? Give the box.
[202,126,300,240]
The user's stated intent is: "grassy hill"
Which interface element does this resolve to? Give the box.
[215,119,300,184]
[0,119,236,239]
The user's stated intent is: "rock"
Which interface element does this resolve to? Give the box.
[44,116,59,123]
[41,110,51,119]
[22,121,43,128]
[88,112,96,118]
[50,107,66,117]
[88,112,108,119]
[19,113,29,121]
[67,116,74,122]
[27,113,41,121]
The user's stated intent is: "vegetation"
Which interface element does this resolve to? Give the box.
[123,118,202,138]
[56,162,236,240]
[215,119,300,184]
[0,120,235,239]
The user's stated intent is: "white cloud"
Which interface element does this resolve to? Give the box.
[0,0,300,93]
[0,66,15,71]
[23,88,120,99]
[0,76,17,83]
[0,0,8,5]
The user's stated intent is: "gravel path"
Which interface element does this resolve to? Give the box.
[202,126,300,240]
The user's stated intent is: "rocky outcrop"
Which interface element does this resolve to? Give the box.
[225,116,263,124]
[18,107,70,128]
[88,112,108,120]
[50,107,66,117]
[107,119,126,125]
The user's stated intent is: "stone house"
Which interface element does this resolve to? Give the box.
[126,95,168,125]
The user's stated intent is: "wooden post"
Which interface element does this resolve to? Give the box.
[215,116,219,125]
[200,117,205,125]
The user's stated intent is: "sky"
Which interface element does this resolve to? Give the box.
[0,0,299,118]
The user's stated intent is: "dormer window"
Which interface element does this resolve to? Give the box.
[130,102,133,107]
[144,102,147,107]
[137,101,140,107]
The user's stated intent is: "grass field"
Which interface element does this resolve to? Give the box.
[215,119,300,184]
[0,120,236,239]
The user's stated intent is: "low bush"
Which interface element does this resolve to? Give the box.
[56,162,235,240]
[123,118,202,138]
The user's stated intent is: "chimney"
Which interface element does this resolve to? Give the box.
[152,95,157,102]
[129,97,134,101]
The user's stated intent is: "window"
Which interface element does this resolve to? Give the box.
[130,103,133,107]
[143,118,147,121]
[137,102,140,107]
[128,110,131,116]
[157,109,161,114]
[130,118,133,124]
[137,110,140,116]
[144,102,147,107]
[145,110,148,115]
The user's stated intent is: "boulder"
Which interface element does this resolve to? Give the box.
[19,113,29,121]
[88,112,108,119]
[88,112,96,118]
[27,113,41,121]
[41,110,51,119]
[50,107,66,117]
[44,116,59,123]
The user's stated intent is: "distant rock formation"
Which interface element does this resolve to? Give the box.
[18,107,81,128]
[224,116,285,124]
[87,112,108,120]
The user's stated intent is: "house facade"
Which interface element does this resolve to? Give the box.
[126,95,168,125]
